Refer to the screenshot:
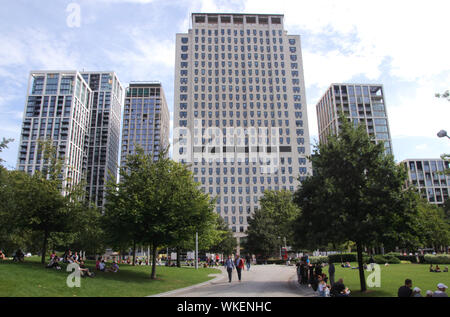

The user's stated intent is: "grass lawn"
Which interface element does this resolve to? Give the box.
[333,262,450,297]
[0,256,221,297]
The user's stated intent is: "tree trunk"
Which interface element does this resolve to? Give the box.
[151,243,158,279]
[132,240,136,266]
[41,230,49,264]
[356,241,366,292]
[176,247,181,268]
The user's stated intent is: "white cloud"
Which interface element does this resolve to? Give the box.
[242,0,450,83]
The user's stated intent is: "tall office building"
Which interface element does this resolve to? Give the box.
[401,158,449,207]
[81,72,123,209]
[16,71,92,192]
[173,13,312,242]
[120,82,170,165]
[316,84,393,155]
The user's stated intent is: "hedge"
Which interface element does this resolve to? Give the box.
[308,256,329,264]
[327,253,368,263]
[423,254,450,264]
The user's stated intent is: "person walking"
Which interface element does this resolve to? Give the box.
[224,255,235,283]
[328,261,335,286]
[245,254,251,271]
[235,254,245,282]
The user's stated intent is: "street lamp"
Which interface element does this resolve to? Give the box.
[437,130,450,139]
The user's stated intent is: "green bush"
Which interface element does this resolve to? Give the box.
[373,255,401,264]
[423,254,450,264]
[396,255,422,263]
[327,253,369,263]
[309,256,329,264]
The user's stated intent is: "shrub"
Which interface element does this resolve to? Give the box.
[328,253,368,263]
[309,256,329,264]
[423,254,450,264]
[373,255,401,264]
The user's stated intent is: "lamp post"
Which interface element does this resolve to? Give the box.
[437,130,450,139]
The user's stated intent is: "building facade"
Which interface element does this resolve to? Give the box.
[16,71,92,192]
[81,72,123,209]
[120,82,170,166]
[316,84,393,155]
[402,158,450,207]
[173,13,312,241]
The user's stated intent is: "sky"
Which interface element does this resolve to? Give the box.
[0,0,449,169]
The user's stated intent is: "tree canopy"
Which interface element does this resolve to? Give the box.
[293,115,420,292]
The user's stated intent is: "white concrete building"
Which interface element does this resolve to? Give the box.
[316,83,393,155]
[173,13,312,242]
[401,158,450,207]
[17,71,92,192]
[81,72,123,209]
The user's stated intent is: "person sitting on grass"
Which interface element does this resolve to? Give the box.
[444,266,448,273]
[95,257,101,270]
[398,279,413,297]
[98,260,106,272]
[330,278,350,297]
[433,283,448,297]
[435,265,441,272]
[425,290,433,297]
[12,249,24,262]
[412,287,422,297]
[46,256,61,270]
[79,260,94,278]
[429,264,435,272]
[0,250,6,260]
[108,261,119,273]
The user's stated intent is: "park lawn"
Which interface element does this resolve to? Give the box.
[333,262,450,297]
[0,256,221,297]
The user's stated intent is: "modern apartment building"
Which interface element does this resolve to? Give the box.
[402,158,450,207]
[81,72,123,209]
[316,84,393,155]
[16,71,92,192]
[173,13,312,242]
[120,82,170,166]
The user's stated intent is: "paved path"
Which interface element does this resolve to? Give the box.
[156,265,316,297]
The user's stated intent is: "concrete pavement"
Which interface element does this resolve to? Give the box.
[154,264,316,297]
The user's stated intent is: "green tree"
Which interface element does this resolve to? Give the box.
[293,115,419,292]
[245,189,300,259]
[104,147,216,278]
[208,217,237,256]
[415,198,450,250]
[0,137,13,166]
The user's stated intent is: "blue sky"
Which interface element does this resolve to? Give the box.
[0,0,449,169]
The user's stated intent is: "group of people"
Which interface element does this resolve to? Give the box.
[429,264,448,272]
[45,250,95,277]
[398,279,448,297]
[224,254,252,283]
[296,256,350,297]
[95,257,120,273]
[0,249,25,262]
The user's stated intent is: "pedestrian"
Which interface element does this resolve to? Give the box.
[433,283,448,297]
[328,261,335,286]
[224,255,235,283]
[235,254,245,282]
[245,254,251,271]
[398,279,413,297]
